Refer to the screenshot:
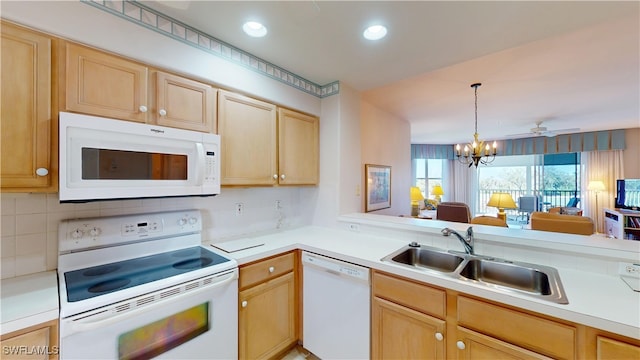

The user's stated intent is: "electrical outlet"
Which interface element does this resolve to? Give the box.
[618,262,640,278]
[275,200,282,210]
[348,223,360,232]
[235,203,244,216]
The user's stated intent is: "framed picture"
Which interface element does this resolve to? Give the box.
[365,164,391,212]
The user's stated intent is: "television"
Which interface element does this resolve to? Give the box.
[615,179,640,210]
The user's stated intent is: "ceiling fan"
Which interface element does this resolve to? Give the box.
[506,120,580,138]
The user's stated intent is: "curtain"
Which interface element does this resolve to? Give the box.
[445,160,477,215]
[581,150,624,233]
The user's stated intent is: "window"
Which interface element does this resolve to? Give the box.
[414,159,443,199]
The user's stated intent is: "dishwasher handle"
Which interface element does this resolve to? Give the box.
[302,251,369,283]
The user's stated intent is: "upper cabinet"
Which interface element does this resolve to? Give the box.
[65,42,149,123]
[64,43,216,132]
[217,90,319,186]
[154,71,216,133]
[1,21,57,192]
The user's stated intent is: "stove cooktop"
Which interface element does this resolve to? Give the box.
[64,246,231,302]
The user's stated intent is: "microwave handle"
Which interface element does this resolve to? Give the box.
[195,143,205,186]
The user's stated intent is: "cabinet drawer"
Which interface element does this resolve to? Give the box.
[457,296,576,359]
[372,271,445,319]
[239,252,295,289]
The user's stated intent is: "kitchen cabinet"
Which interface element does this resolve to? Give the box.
[65,42,149,123]
[1,21,57,192]
[0,319,59,359]
[238,252,297,360]
[217,90,319,186]
[371,271,446,359]
[65,43,216,132]
[584,327,640,359]
[454,296,576,360]
[153,71,216,133]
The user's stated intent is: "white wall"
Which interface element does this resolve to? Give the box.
[360,100,412,216]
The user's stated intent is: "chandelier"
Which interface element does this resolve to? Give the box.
[455,83,497,168]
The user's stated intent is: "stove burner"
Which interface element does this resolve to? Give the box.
[173,257,213,270]
[171,248,199,258]
[88,278,131,293]
[83,265,120,277]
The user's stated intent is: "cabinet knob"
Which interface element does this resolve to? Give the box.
[241,301,247,308]
[35,168,48,176]
[435,332,444,341]
[159,109,167,116]
[273,174,278,180]
[139,105,148,113]
[280,174,286,180]
[268,266,275,273]
[456,341,466,350]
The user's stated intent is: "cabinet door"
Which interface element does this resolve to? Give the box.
[239,272,296,360]
[155,71,216,132]
[1,22,55,191]
[277,108,319,185]
[455,327,552,360]
[217,90,277,185]
[596,336,640,360]
[0,319,59,360]
[65,43,148,123]
[372,297,445,360]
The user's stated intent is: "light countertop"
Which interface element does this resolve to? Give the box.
[1,271,59,335]
[208,221,640,340]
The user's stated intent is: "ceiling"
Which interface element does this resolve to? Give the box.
[140,1,640,144]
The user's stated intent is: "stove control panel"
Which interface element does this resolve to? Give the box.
[58,210,202,253]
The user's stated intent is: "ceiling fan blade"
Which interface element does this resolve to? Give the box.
[544,127,581,137]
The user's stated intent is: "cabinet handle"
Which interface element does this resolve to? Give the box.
[35,168,49,176]
[435,332,443,341]
[139,105,148,113]
[241,301,247,308]
[456,340,466,350]
[159,109,167,116]
[280,174,286,180]
[273,174,278,180]
[268,266,275,273]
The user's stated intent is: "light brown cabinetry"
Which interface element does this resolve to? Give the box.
[0,319,59,360]
[65,43,216,132]
[1,21,57,192]
[217,90,319,186]
[238,252,297,360]
[371,271,446,359]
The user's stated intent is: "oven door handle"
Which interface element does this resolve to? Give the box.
[65,271,236,335]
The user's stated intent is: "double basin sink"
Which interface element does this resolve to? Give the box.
[381,243,569,304]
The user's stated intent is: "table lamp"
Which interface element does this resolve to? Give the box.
[431,185,444,204]
[410,186,424,216]
[487,192,517,222]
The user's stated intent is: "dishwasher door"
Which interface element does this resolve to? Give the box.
[302,251,370,360]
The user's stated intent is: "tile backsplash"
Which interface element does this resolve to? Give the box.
[1,188,312,279]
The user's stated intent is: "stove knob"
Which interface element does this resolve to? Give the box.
[178,218,187,226]
[189,217,198,225]
[71,229,83,239]
[89,227,101,237]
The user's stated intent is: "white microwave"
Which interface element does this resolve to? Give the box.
[59,112,220,202]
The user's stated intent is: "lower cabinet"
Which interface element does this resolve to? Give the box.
[454,326,553,360]
[0,319,59,360]
[238,252,297,360]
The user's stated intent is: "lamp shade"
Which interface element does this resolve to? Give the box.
[410,187,424,203]
[431,185,444,196]
[587,180,605,192]
[487,192,517,209]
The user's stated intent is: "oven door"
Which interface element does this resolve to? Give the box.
[60,270,238,360]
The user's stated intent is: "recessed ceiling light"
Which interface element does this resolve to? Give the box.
[243,21,267,38]
[363,25,387,41]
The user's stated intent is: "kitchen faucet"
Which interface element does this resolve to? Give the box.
[441,226,474,255]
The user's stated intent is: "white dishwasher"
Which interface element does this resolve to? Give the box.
[302,251,370,360]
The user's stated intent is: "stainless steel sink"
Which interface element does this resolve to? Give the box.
[381,244,464,273]
[381,243,569,304]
